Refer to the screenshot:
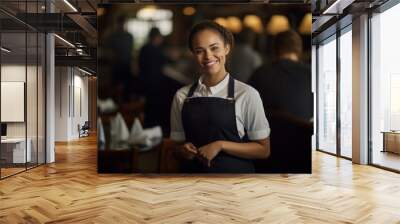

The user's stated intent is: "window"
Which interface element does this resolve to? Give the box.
[371,2,400,171]
[339,28,352,158]
[317,36,337,154]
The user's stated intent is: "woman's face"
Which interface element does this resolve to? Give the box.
[191,29,230,76]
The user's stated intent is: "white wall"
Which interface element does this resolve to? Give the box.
[55,66,70,141]
[55,67,89,141]
[1,65,31,137]
[1,65,26,81]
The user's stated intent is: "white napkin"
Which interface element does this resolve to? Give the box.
[129,118,150,146]
[110,112,130,150]
[129,118,163,147]
[130,118,143,138]
[143,126,162,140]
[97,117,105,150]
[98,98,118,113]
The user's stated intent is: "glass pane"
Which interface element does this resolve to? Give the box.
[371,4,400,171]
[38,33,45,165]
[318,37,337,154]
[1,31,27,177]
[27,0,39,169]
[0,2,46,178]
[27,31,38,169]
[340,29,352,158]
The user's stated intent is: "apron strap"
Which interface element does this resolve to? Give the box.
[228,76,235,99]
[187,81,198,97]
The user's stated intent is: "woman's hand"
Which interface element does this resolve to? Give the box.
[177,142,198,160]
[198,141,223,167]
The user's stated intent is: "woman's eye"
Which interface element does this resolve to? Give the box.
[195,50,203,54]
[211,46,219,51]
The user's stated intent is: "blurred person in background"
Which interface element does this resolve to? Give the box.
[249,30,312,122]
[139,27,166,93]
[104,14,136,103]
[227,27,262,83]
[139,28,183,136]
[170,21,271,173]
[249,30,312,173]
[163,44,193,85]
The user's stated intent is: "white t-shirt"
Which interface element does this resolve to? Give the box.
[170,74,270,142]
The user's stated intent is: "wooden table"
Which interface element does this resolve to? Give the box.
[382,131,400,154]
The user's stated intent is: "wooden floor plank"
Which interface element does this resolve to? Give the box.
[0,135,400,223]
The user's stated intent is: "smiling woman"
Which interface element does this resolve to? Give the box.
[170,21,271,173]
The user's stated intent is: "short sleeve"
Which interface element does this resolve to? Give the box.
[244,89,271,140]
[170,92,186,142]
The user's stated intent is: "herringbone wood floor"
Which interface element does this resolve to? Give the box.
[1,135,400,224]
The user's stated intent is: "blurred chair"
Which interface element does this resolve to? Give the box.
[78,121,90,138]
[159,139,180,173]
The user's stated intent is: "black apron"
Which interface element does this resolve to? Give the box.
[181,76,255,173]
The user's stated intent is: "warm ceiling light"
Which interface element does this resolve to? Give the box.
[137,7,172,21]
[266,15,290,35]
[137,6,156,20]
[183,6,195,16]
[1,47,11,53]
[97,8,105,17]
[63,0,78,12]
[226,16,242,33]
[214,17,228,28]
[54,34,75,48]
[299,13,312,35]
[243,15,263,33]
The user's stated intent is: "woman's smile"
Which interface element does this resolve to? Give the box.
[203,59,218,67]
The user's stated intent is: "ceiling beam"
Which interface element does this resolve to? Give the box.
[67,13,98,39]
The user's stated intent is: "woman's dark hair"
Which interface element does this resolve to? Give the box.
[188,20,234,52]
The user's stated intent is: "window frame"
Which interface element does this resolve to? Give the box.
[314,22,353,161]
